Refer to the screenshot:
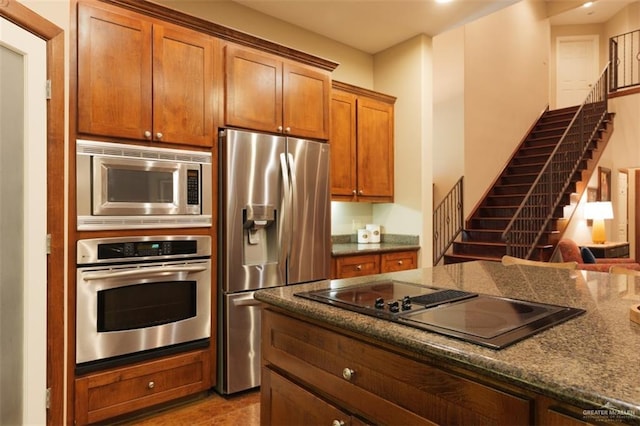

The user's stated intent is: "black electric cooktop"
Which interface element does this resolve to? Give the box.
[295,280,585,349]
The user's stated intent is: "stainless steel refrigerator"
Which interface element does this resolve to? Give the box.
[217,128,330,394]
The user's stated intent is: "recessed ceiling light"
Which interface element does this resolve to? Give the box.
[436,0,453,4]
[583,2,594,8]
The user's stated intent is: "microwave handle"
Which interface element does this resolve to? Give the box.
[80,264,208,281]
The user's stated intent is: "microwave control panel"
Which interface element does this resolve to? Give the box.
[187,169,200,205]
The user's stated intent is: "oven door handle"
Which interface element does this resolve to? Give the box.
[80,264,208,281]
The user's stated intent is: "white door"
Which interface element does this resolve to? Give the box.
[0,17,47,426]
[556,35,599,108]
[618,170,628,242]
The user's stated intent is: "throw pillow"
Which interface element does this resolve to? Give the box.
[580,247,597,264]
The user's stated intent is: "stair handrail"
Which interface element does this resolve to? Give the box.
[502,64,610,259]
[433,176,464,265]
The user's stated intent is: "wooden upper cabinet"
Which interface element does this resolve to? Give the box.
[331,81,396,202]
[77,2,214,147]
[330,90,357,198]
[152,24,214,147]
[357,96,394,200]
[224,44,330,140]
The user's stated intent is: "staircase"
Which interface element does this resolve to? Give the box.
[443,105,615,264]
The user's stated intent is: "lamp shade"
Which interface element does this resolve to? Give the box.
[584,201,614,220]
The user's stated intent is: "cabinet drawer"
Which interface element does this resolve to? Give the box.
[262,367,355,425]
[381,251,417,273]
[263,309,531,425]
[335,254,380,278]
[75,349,211,425]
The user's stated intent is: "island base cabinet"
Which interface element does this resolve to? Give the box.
[261,368,370,426]
[262,309,532,425]
[74,349,211,425]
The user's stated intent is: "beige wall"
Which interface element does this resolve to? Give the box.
[463,0,550,216]
[433,27,465,205]
[433,0,550,218]
[155,0,373,87]
[373,34,433,264]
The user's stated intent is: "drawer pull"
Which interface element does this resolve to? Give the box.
[397,260,403,265]
[332,420,345,426]
[355,265,362,271]
[147,381,155,389]
[342,368,355,381]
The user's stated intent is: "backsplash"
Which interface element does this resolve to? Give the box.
[332,234,419,244]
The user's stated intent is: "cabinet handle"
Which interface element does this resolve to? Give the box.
[342,368,355,381]
[397,260,403,265]
[352,189,357,195]
[155,132,163,140]
[284,126,291,133]
[332,420,345,426]
[277,125,283,132]
[358,190,364,195]
[147,381,155,389]
[355,265,362,271]
[144,130,152,139]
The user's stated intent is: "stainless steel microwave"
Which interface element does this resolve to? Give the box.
[76,140,212,230]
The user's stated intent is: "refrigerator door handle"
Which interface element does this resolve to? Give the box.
[231,294,262,307]
[279,152,292,263]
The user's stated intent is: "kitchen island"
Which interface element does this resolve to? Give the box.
[255,260,640,425]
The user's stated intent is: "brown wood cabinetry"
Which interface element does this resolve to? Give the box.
[262,368,364,426]
[74,349,211,425]
[262,309,533,425]
[262,309,602,426]
[77,2,215,147]
[224,44,331,140]
[331,81,395,202]
[332,250,418,279]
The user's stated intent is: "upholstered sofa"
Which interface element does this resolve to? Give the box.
[555,239,640,272]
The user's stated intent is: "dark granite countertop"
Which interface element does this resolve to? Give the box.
[331,233,420,256]
[255,261,640,423]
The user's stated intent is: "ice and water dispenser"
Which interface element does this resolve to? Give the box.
[242,204,277,265]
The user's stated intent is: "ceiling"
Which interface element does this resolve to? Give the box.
[228,0,634,54]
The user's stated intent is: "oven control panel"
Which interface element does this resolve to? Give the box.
[98,240,197,259]
[77,235,211,265]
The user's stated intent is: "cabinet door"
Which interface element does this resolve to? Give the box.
[262,368,353,426]
[153,24,214,146]
[74,349,211,425]
[357,97,394,201]
[77,3,152,140]
[224,44,282,133]
[283,62,330,140]
[335,254,380,278]
[330,90,357,199]
[381,251,418,273]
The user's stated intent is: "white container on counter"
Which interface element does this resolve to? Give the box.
[357,229,371,243]
[366,224,380,243]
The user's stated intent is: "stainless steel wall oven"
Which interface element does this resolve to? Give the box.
[76,235,211,374]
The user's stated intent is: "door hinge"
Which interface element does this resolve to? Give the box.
[46,387,51,409]
[46,234,51,255]
[45,80,51,100]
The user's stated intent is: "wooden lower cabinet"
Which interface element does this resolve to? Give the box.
[74,349,211,425]
[332,249,418,279]
[262,368,369,426]
[261,309,598,426]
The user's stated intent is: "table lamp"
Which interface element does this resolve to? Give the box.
[584,201,614,244]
